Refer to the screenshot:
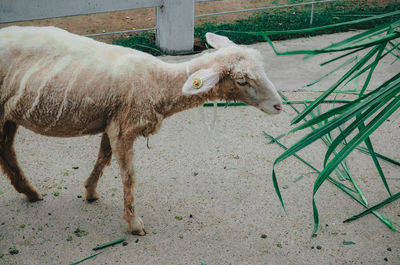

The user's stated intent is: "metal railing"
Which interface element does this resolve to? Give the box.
[0,0,215,52]
[83,0,338,39]
[0,0,339,52]
[195,0,338,24]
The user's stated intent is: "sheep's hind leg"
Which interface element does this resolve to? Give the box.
[0,121,42,201]
[84,133,112,201]
[110,134,145,236]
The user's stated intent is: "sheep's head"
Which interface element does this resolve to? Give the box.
[182,33,282,114]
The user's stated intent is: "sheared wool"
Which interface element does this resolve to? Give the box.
[0,26,281,235]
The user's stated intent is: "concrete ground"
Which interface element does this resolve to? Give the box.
[0,32,399,265]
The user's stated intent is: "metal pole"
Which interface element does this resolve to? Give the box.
[310,3,314,24]
[85,27,156,37]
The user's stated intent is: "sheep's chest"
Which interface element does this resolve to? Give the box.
[138,111,164,138]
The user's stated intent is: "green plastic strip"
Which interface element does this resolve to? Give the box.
[92,237,126,251]
[70,251,104,265]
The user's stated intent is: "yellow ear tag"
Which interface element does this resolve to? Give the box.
[192,77,203,89]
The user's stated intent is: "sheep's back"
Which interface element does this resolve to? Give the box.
[0,26,157,136]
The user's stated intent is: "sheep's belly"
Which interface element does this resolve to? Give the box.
[17,116,107,137]
[7,100,108,137]
[4,86,108,136]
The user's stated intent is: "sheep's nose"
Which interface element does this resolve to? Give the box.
[274,104,282,111]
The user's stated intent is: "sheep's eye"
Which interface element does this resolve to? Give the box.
[236,80,248,86]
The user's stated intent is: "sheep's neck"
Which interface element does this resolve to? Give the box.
[154,61,217,118]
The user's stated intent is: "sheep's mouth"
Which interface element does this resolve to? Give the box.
[241,98,282,115]
[257,102,282,115]
[260,107,281,115]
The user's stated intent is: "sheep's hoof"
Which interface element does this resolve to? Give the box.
[86,197,98,203]
[127,215,146,236]
[27,192,43,202]
[85,191,99,202]
[131,228,146,236]
[28,197,43,202]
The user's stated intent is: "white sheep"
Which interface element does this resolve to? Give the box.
[0,26,282,235]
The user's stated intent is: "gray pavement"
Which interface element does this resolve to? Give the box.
[0,31,399,265]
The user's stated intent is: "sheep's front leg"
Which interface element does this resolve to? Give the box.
[110,134,145,235]
[84,133,112,201]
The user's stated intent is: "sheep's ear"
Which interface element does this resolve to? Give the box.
[182,68,219,95]
[206,33,234,49]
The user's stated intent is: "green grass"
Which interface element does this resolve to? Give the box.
[113,1,400,55]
